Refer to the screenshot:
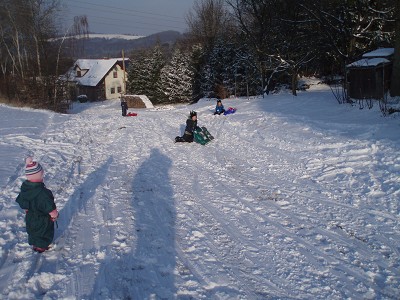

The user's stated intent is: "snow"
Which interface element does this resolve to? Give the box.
[85,34,144,40]
[53,33,144,41]
[362,48,395,58]
[125,94,154,108]
[346,58,391,68]
[0,83,399,299]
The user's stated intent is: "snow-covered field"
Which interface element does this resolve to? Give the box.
[0,83,399,299]
[84,34,144,40]
[52,33,144,41]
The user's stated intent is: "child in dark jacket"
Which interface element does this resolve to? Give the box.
[121,99,128,116]
[175,111,200,143]
[16,157,58,253]
[214,100,225,115]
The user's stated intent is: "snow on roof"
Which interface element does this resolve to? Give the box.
[347,58,390,68]
[67,58,127,87]
[124,94,154,108]
[362,48,394,58]
[137,95,154,108]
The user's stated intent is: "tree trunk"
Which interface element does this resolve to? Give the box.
[390,0,400,97]
[291,70,297,96]
[34,35,42,78]
[13,28,24,79]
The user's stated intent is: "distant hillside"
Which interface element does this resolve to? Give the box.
[67,31,183,58]
[74,33,145,40]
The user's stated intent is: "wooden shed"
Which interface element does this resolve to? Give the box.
[346,48,394,100]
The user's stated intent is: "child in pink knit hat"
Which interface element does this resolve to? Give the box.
[16,157,58,253]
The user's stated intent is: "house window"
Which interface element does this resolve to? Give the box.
[113,71,118,78]
[111,87,115,94]
[117,86,122,93]
[77,70,82,77]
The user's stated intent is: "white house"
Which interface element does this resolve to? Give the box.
[65,58,129,101]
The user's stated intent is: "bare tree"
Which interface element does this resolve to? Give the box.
[227,0,316,96]
[186,0,233,50]
[0,0,59,79]
[0,0,70,109]
[226,0,281,58]
[53,15,89,106]
[298,0,395,61]
[27,0,59,78]
[0,0,25,78]
[226,0,396,96]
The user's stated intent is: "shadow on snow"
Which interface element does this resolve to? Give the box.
[54,156,114,242]
[91,148,176,299]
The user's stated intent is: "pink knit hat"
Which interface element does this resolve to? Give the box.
[25,157,44,182]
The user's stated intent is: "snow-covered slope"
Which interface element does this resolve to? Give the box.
[53,33,144,40]
[0,84,399,299]
[86,33,144,40]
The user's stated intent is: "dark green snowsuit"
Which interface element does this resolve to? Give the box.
[16,181,56,248]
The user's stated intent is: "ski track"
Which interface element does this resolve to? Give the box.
[0,97,399,299]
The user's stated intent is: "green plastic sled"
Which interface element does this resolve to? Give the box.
[194,127,214,145]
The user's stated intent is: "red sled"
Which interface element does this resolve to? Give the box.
[126,112,138,117]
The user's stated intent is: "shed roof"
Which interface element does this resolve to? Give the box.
[362,48,394,58]
[347,58,390,68]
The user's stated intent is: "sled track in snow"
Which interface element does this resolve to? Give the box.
[168,114,400,299]
[1,98,399,299]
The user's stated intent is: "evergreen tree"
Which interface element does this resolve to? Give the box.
[146,45,166,103]
[199,39,261,98]
[200,39,236,98]
[190,44,206,101]
[234,46,261,97]
[127,51,146,95]
[127,45,165,103]
[200,62,215,97]
[159,47,194,103]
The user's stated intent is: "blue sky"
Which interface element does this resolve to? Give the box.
[61,0,196,36]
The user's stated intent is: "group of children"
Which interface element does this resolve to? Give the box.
[16,100,227,253]
[175,99,226,143]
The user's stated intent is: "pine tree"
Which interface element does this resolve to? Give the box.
[146,45,165,103]
[190,44,206,101]
[198,39,261,98]
[159,47,194,103]
[127,45,166,103]
[200,62,215,97]
[127,53,146,95]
